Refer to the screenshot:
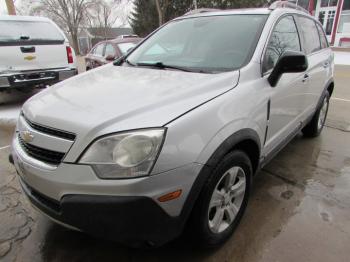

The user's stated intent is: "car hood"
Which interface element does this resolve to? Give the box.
[23,64,238,143]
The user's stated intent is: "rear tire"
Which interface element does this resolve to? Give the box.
[189,150,252,248]
[302,91,330,137]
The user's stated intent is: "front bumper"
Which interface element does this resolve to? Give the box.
[11,135,203,246]
[19,178,183,247]
[0,68,77,90]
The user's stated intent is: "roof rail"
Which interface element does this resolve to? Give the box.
[269,1,309,14]
[184,8,220,16]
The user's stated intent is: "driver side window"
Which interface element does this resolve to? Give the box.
[263,16,301,73]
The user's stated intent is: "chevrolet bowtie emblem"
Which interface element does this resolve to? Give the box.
[24,55,36,61]
[21,130,34,143]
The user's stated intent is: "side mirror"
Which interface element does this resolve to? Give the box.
[105,54,116,61]
[268,51,308,87]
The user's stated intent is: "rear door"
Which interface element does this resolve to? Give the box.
[295,16,332,120]
[263,15,306,153]
[0,19,69,71]
[89,43,105,68]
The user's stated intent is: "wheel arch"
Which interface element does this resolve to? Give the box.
[178,129,261,230]
[327,80,334,97]
[204,128,261,175]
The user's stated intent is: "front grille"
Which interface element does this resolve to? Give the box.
[23,115,76,141]
[18,135,65,165]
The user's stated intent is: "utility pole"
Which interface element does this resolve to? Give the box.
[5,0,16,15]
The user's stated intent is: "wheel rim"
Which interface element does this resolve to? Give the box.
[208,166,246,234]
[318,98,328,130]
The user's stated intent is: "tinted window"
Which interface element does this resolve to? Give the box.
[298,16,321,54]
[94,44,105,56]
[105,44,115,57]
[263,16,301,73]
[316,23,329,49]
[0,20,64,45]
[128,15,268,73]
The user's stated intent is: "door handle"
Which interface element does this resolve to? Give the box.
[302,74,309,83]
[323,62,329,68]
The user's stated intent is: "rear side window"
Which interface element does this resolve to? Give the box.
[297,16,321,54]
[263,16,301,73]
[118,42,137,55]
[105,44,115,57]
[316,23,329,49]
[0,20,64,46]
[94,44,105,56]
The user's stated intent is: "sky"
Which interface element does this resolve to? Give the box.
[0,0,132,27]
[1,1,8,15]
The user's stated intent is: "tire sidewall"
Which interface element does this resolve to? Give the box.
[193,150,253,247]
[315,91,330,135]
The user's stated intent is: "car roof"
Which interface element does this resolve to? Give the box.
[176,6,313,20]
[178,8,272,19]
[110,38,142,44]
[0,15,51,22]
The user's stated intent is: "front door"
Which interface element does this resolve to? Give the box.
[262,15,306,154]
[315,0,339,42]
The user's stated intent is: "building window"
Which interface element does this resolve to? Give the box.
[321,0,329,7]
[326,10,336,35]
[319,11,326,25]
[297,0,310,10]
[329,0,338,7]
[321,0,338,7]
[337,11,350,33]
[343,0,350,10]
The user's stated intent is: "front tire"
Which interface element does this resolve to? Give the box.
[189,150,252,248]
[302,91,330,137]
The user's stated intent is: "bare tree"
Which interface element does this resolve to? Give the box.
[31,0,95,55]
[89,0,129,39]
[5,0,16,15]
[154,0,169,26]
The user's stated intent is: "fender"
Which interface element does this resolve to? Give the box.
[176,128,261,230]
[202,128,261,169]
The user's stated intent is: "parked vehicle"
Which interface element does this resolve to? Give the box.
[0,15,77,92]
[85,37,142,70]
[10,1,334,248]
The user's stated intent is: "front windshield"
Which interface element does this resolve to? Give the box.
[127,14,267,73]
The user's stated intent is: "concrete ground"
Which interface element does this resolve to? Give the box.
[0,66,350,261]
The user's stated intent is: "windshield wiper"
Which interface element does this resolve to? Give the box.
[136,62,193,72]
[113,56,136,67]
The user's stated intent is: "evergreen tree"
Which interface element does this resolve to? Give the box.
[197,0,266,9]
[129,0,159,37]
[130,0,267,37]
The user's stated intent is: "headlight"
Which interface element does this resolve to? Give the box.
[79,129,165,179]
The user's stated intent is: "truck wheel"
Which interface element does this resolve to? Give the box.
[302,91,330,137]
[190,150,252,248]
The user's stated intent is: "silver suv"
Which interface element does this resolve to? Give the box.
[11,2,334,248]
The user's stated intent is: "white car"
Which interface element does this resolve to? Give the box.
[11,2,333,248]
[0,15,77,92]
